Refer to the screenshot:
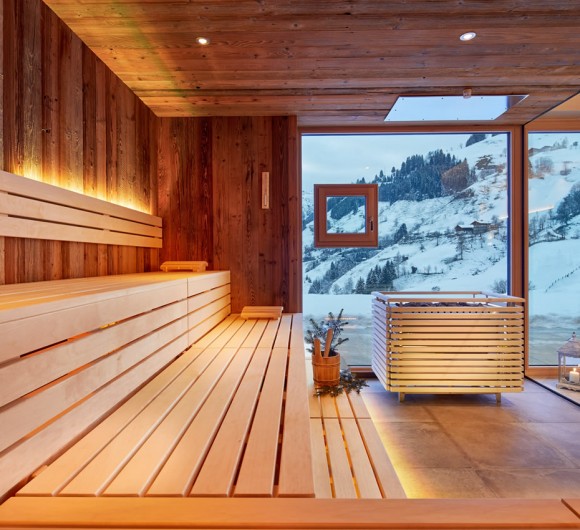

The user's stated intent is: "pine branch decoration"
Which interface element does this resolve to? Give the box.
[314,370,368,397]
[304,309,349,357]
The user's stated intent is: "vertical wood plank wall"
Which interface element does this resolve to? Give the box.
[157,116,299,313]
[1,0,301,312]
[0,0,160,284]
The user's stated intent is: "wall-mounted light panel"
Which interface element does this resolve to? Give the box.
[262,172,270,209]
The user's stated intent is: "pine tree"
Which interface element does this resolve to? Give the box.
[354,277,366,294]
[309,279,322,294]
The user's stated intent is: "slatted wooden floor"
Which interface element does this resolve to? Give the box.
[16,313,312,498]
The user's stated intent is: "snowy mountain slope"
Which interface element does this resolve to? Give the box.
[303,134,511,296]
[302,132,580,365]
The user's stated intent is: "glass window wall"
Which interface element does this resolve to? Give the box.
[302,133,510,366]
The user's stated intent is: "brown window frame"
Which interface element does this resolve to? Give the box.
[314,184,378,248]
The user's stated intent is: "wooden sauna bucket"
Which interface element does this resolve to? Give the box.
[312,353,341,386]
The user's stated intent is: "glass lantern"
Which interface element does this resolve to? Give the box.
[557,332,580,391]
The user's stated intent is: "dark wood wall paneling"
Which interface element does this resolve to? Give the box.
[157,116,300,313]
[1,0,300,311]
[0,0,160,285]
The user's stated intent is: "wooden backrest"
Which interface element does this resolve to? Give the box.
[0,170,162,248]
[0,271,231,500]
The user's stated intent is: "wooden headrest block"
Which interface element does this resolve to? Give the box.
[160,261,208,272]
[240,306,284,319]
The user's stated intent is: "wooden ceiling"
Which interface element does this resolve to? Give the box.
[42,0,580,127]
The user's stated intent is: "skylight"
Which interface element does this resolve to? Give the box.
[384,95,528,122]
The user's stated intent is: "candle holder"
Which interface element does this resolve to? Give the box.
[557,332,580,392]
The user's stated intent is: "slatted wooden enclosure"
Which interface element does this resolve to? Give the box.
[371,291,525,401]
[0,171,162,248]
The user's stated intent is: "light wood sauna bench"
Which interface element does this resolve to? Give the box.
[1,275,579,529]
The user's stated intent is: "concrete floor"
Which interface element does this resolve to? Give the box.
[362,378,580,499]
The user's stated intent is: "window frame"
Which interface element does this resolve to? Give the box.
[313,183,379,248]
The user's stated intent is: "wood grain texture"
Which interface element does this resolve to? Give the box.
[1,496,579,529]
[4,0,299,310]
[158,115,299,312]
[1,0,161,283]
[39,0,580,127]
[0,271,230,501]
[372,293,525,396]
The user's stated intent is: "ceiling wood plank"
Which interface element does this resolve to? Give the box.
[42,0,580,126]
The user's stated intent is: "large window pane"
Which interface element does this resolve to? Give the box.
[528,131,580,366]
[302,133,510,366]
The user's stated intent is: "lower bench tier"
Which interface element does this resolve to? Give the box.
[14,313,405,500]
[0,271,231,500]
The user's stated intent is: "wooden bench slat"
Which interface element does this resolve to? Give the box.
[186,272,230,296]
[320,394,338,419]
[305,361,322,419]
[0,280,187,363]
[189,314,240,348]
[240,320,269,348]
[357,419,407,499]
[1,497,578,528]
[146,347,255,497]
[16,344,206,497]
[273,314,292,349]
[59,347,233,496]
[0,299,187,408]
[187,284,230,313]
[0,215,162,248]
[0,274,186,318]
[0,192,162,238]
[191,346,274,497]
[103,345,247,497]
[0,171,161,227]
[189,304,232,345]
[309,419,333,499]
[233,347,288,497]
[335,394,355,419]
[0,334,189,500]
[0,316,189,453]
[323,418,357,499]
[341,419,382,499]
[289,316,304,351]
[258,319,285,349]
[224,320,258,349]
[277,315,315,498]
[187,295,231,339]
[0,170,161,248]
[1,496,580,528]
[0,273,200,315]
[346,391,372,420]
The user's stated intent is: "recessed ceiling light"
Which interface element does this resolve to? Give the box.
[459,31,477,42]
[196,36,210,46]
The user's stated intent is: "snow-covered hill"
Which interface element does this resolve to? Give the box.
[302,133,580,365]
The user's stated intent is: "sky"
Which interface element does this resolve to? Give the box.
[301,133,473,190]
